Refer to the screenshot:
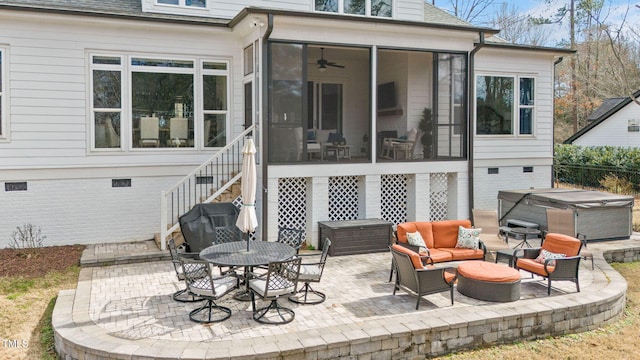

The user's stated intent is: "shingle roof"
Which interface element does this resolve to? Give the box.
[564,90,640,144]
[0,0,227,24]
[422,2,472,27]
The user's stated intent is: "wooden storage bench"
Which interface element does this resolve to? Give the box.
[318,219,393,256]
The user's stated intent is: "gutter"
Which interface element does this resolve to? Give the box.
[467,32,486,219]
[551,56,564,188]
[261,13,274,242]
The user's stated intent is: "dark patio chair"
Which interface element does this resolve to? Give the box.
[289,238,331,305]
[167,238,205,303]
[276,226,305,253]
[389,244,456,310]
[515,232,582,295]
[248,257,301,324]
[180,258,239,323]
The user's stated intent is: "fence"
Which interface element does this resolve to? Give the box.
[554,163,640,197]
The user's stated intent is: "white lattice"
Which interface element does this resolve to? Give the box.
[328,176,360,221]
[381,174,407,225]
[430,173,448,221]
[278,178,307,236]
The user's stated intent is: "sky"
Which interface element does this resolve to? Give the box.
[434,0,640,46]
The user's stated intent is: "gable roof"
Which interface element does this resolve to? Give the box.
[564,90,640,144]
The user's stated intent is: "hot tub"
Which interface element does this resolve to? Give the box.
[498,188,634,241]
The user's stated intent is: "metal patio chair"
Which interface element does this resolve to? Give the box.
[249,257,301,324]
[180,258,239,323]
[167,238,205,303]
[289,238,331,305]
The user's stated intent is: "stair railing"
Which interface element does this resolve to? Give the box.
[160,125,255,250]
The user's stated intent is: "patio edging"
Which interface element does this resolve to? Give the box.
[53,251,628,360]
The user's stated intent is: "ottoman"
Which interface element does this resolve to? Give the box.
[457,261,521,302]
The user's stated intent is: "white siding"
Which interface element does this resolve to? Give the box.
[573,103,640,147]
[0,11,246,169]
[473,48,557,209]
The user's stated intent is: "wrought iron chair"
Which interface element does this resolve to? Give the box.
[289,238,331,305]
[180,258,239,323]
[248,257,301,324]
[515,232,582,295]
[389,244,456,310]
[276,226,305,253]
[167,238,205,303]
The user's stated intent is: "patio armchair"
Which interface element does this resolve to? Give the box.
[275,226,305,253]
[515,233,582,295]
[179,258,239,323]
[471,209,512,253]
[167,238,205,303]
[389,244,456,310]
[289,238,331,305]
[545,208,594,269]
[380,128,421,160]
[248,257,301,324]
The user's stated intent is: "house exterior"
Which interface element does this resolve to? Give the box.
[0,0,572,249]
[564,90,640,147]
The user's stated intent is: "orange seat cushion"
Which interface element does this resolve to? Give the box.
[457,261,521,282]
[441,248,484,261]
[391,244,425,269]
[431,220,472,248]
[516,258,555,274]
[425,248,454,263]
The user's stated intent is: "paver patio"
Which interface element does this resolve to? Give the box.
[53,238,638,359]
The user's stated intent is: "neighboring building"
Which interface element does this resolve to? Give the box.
[564,90,640,147]
[0,0,572,249]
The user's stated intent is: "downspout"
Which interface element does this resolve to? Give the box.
[261,14,274,241]
[551,57,564,188]
[467,31,485,219]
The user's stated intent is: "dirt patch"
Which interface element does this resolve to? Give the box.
[0,245,85,278]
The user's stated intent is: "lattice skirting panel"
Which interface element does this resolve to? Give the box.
[381,174,408,225]
[328,176,360,221]
[430,173,449,221]
[277,177,308,238]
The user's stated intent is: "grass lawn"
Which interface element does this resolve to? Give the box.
[0,256,639,359]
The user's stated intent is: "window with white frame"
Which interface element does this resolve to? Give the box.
[90,53,229,151]
[476,75,535,135]
[0,47,5,139]
[315,0,392,17]
[156,0,206,8]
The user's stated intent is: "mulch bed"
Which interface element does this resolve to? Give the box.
[0,245,85,278]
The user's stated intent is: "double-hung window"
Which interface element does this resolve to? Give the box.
[0,47,5,139]
[156,0,206,8]
[476,75,535,136]
[315,0,393,17]
[90,53,229,151]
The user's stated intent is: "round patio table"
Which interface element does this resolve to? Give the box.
[199,241,296,301]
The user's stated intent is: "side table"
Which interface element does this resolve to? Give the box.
[495,248,517,267]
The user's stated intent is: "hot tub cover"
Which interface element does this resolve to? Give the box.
[498,188,634,210]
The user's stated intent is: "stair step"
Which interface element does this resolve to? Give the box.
[154,230,185,249]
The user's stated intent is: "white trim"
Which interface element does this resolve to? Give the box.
[0,46,8,141]
[474,73,537,137]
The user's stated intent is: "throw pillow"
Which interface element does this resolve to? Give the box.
[307,129,316,141]
[456,226,481,250]
[327,132,342,144]
[535,249,566,266]
[406,231,428,253]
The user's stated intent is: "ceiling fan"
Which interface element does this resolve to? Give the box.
[316,48,344,71]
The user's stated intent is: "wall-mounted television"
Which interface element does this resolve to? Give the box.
[377,81,397,110]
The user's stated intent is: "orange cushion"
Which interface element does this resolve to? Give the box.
[397,222,434,248]
[542,233,581,256]
[457,261,521,282]
[441,248,484,261]
[425,249,454,263]
[391,244,424,269]
[517,258,555,274]
[431,220,472,248]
